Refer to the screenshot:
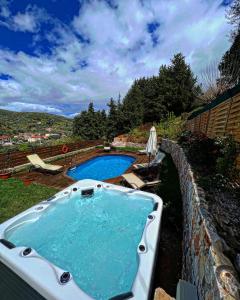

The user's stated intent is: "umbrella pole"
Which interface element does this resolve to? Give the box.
[148,154,151,169]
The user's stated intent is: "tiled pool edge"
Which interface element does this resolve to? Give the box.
[0,179,163,300]
[160,139,240,300]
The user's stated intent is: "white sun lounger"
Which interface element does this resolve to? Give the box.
[138,149,147,155]
[27,154,63,173]
[122,173,161,189]
[104,146,111,152]
[133,151,165,170]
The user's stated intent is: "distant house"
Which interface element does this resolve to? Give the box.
[28,135,45,143]
[0,135,11,145]
[45,133,61,139]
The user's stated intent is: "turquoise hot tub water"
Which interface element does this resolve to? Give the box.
[66,155,136,181]
[6,188,154,300]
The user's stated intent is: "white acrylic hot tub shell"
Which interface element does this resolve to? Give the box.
[0,179,163,300]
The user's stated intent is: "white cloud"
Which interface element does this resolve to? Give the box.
[13,12,38,32]
[0,4,46,32]
[0,101,62,114]
[0,0,232,115]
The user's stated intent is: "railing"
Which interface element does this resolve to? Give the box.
[186,84,240,169]
[0,140,102,169]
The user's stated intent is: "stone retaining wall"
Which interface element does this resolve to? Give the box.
[160,139,240,300]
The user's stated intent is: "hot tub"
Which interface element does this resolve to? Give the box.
[0,179,162,300]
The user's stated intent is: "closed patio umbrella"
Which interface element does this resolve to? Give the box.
[146,126,158,164]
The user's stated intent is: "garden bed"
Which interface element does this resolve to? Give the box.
[178,132,240,278]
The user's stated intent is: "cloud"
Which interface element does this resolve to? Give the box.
[13,11,38,32]
[0,101,63,114]
[0,4,46,32]
[0,0,233,115]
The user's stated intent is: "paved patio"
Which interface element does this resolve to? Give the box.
[14,148,148,190]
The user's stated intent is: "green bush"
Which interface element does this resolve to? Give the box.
[128,127,148,142]
[179,132,239,180]
[18,143,30,152]
[215,135,239,178]
[178,131,221,174]
[155,113,185,141]
[49,136,82,146]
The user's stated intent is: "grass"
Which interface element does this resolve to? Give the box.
[96,145,143,152]
[113,146,143,152]
[0,178,57,224]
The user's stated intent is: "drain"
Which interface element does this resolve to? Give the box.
[60,272,70,284]
[73,187,78,192]
[148,215,154,220]
[139,245,145,252]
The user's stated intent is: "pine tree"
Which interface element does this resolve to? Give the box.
[122,82,144,129]
[158,53,201,116]
[73,102,106,140]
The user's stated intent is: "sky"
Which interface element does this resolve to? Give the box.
[0,0,233,117]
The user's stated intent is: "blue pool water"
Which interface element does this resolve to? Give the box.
[67,155,136,181]
[7,189,153,300]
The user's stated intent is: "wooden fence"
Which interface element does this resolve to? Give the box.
[0,140,102,169]
[186,84,240,169]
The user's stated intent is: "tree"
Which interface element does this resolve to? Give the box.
[73,53,202,139]
[106,98,126,139]
[200,60,234,103]
[227,0,240,36]
[73,102,106,139]
[218,0,240,88]
[122,82,144,129]
[219,30,240,87]
[157,53,201,115]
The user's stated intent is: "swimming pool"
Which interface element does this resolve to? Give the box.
[66,154,136,181]
[0,179,162,300]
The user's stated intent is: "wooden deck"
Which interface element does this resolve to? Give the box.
[14,149,148,190]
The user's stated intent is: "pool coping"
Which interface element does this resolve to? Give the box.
[0,179,163,300]
[64,153,137,182]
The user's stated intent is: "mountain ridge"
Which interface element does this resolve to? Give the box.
[0,109,73,135]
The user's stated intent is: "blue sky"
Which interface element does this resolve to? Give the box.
[0,0,233,117]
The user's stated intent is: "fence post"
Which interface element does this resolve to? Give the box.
[205,110,211,136]
[224,90,234,136]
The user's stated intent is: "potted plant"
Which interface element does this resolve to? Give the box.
[0,168,12,180]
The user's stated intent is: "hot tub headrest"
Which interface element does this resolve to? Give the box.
[0,239,16,249]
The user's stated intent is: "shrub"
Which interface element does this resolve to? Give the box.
[215,135,239,178]
[178,131,221,174]
[128,127,149,143]
[18,143,30,152]
[155,113,185,141]
[49,136,82,146]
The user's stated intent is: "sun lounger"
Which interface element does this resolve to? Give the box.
[121,173,161,189]
[104,146,111,152]
[138,149,147,155]
[133,151,165,170]
[27,154,63,173]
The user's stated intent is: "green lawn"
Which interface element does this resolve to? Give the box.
[0,178,58,224]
